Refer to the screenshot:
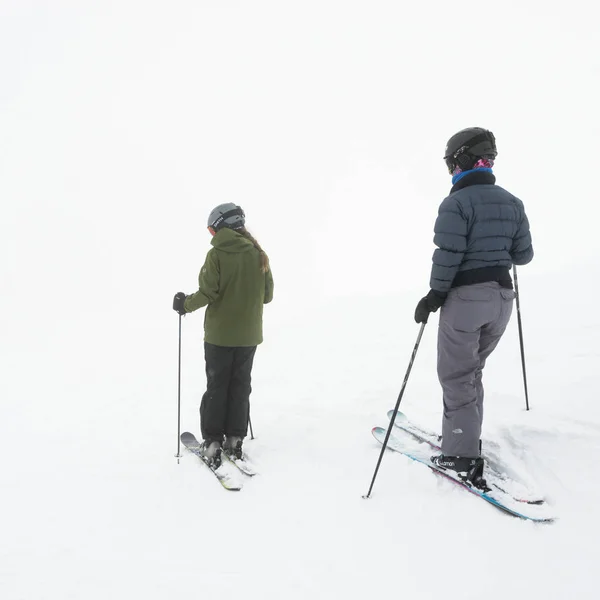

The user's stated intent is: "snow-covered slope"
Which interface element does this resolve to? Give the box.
[3,284,599,599]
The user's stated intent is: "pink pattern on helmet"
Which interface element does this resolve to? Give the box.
[474,158,494,169]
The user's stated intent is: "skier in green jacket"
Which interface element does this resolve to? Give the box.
[173,203,274,468]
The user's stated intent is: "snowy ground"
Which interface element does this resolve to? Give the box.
[3,276,600,599]
[2,2,600,599]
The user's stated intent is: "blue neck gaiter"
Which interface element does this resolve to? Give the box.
[452,167,493,185]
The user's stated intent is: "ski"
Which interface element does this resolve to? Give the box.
[221,450,257,477]
[387,410,545,505]
[180,432,243,491]
[372,426,555,522]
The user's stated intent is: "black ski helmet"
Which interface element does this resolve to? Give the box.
[443,127,497,173]
[207,203,245,232]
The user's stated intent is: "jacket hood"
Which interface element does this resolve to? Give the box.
[211,227,255,253]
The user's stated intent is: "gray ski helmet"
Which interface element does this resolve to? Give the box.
[207,203,245,232]
[443,127,497,173]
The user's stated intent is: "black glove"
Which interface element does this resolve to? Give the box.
[173,292,187,316]
[414,290,447,324]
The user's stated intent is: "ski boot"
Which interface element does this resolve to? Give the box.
[201,440,223,469]
[431,454,490,492]
[224,436,243,461]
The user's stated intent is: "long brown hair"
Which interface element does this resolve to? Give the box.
[238,227,270,273]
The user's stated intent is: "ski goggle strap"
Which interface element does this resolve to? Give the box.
[210,207,245,231]
[443,131,496,160]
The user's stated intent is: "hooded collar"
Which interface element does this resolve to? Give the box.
[211,227,254,253]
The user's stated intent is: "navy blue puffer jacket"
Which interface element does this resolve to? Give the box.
[430,171,533,294]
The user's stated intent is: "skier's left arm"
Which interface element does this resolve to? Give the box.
[429,196,469,294]
[264,268,274,304]
[184,249,220,313]
[511,200,534,266]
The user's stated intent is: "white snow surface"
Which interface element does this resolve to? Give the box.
[1,2,599,599]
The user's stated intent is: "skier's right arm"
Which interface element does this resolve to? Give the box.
[184,250,220,312]
[429,196,469,294]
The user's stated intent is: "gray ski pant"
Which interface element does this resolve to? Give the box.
[437,282,515,458]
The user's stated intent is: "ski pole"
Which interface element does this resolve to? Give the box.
[175,314,183,462]
[363,323,426,499]
[513,266,530,411]
[248,413,255,440]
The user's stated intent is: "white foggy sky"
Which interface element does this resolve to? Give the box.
[1,0,598,357]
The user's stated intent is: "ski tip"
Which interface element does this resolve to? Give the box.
[224,485,243,492]
[387,409,408,423]
[371,426,392,445]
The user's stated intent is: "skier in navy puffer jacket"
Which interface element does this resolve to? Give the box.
[414,128,533,490]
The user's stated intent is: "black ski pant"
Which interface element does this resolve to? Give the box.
[200,343,257,443]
